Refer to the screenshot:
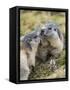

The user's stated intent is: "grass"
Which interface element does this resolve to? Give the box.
[28,50,65,80]
[20,10,66,80]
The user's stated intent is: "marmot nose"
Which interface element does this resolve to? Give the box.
[48,27,52,30]
[44,33,47,36]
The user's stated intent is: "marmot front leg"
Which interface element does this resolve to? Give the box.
[20,64,30,80]
[49,58,57,72]
[20,51,30,80]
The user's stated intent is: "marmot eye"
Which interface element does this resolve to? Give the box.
[48,27,51,30]
[34,36,37,38]
[54,29,56,31]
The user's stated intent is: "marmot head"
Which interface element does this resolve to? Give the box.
[40,21,63,41]
[20,30,41,50]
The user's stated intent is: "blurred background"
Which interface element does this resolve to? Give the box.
[20,10,66,80]
[20,10,65,36]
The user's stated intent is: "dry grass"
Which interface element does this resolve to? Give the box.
[20,10,66,80]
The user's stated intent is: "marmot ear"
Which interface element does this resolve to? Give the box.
[25,41,32,50]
